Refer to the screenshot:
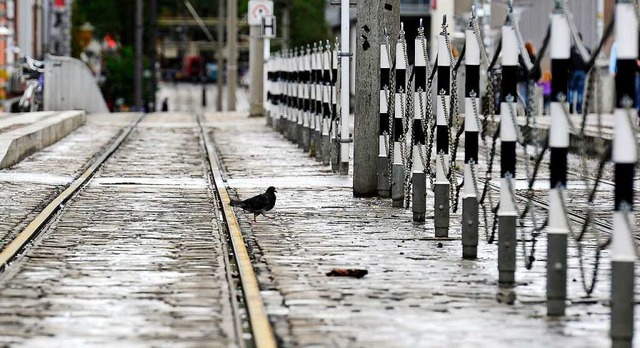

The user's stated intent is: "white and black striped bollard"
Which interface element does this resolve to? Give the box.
[498,13,518,286]
[547,3,570,316]
[412,22,428,222]
[434,16,450,237]
[303,45,312,152]
[462,19,480,259]
[296,48,305,147]
[378,32,391,198]
[322,40,332,165]
[314,42,324,160]
[611,1,637,346]
[392,24,407,208]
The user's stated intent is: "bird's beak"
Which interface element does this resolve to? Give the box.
[275,189,278,193]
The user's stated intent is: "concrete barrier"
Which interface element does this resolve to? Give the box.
[0,110,86,168]
[44,56,109,114]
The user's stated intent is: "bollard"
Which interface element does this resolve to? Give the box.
[310,44,319,154]
[462,19,480,259]
[391,25,407,208]
[303,45,312,152]
[288,49,296,142]
[331,40,340,173]
[265,56,272,127]
[322,41,332,165]
[296,48,305,147]
[434,17,451,237]
[378,34,392,198]
[275,52,283,133]
[547,4,570,316]
[611,1,637,346]
[412,22,428,222]
[312,43,322,160]
[314,42,324,161]
[338,0,350,176]
[281,50,290,136]
[498,14,518,286]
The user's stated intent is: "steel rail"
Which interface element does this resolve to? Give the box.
[0,113,145,268]
[198,115,277,348]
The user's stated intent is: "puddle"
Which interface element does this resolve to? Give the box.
[91,177,207,188]
[0,172,72,185]
[227,176,352,188]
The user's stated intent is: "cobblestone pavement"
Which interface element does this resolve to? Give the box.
[207,112,639,348]
[0,113,139,252]
[0,113,236,346]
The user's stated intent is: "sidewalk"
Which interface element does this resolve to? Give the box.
[205,112,633,348]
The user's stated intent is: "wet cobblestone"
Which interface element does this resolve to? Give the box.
[0,116,134,251]
[0,113,235,346]
[208,112,639,348]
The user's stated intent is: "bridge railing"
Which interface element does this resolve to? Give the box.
[43,55,109,114]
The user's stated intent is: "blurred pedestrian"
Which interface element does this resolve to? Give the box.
[161,97,169,111]
[569,33,590,114]
[517,41,540,105]
[537,70,552,115]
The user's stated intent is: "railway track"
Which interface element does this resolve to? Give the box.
[472,139,623,239]
[0,113,276,347]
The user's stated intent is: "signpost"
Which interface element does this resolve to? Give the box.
[248,0,274,116]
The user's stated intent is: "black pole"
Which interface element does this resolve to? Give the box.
[135,0,143,111]
[150,0,158,112]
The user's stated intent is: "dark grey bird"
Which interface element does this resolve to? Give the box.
[230,186,277,222]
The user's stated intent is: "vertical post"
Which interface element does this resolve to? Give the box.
[277,52,284,131]
[412,22,427,221]
[611,1,637,346]
[264,37,271,118]
[331,40,340,172]
[309,43,318,156]
[392,25,407,208]
[249,25,265,116]
[339,0,353,175]
[462,18,480,259]
[150,0,158,112]
[322,41,332,165]
[315,43,324,160]
[216,0,224,112]
[303,45,312,152]
[378,34,391,197]
[227,0,237,111]
[434,17,451,238]
[297,48,305,147]
[547,2,571,316]
[266,55,272,125]
[498,13,518,286]
[285,50,292,138]
[134,0,143,111]
[282,0,290,50]
[354,0,400,194]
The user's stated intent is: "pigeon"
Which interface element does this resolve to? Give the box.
[230,186,277,222]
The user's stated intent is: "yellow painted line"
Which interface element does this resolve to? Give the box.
[0,114,144,267]
[201,121,277,348]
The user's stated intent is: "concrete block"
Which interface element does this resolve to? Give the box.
[0,110,86,169]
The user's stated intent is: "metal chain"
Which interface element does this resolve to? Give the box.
[560,0,591,63]
[384,30,396,193]
[417,88,429,170]
[471,15,490,68]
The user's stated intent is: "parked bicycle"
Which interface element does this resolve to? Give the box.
[18,56,45,112]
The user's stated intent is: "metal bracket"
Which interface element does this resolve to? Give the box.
[329,0,357,6]
[337,51,353,57]
[340,138,354,144]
